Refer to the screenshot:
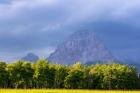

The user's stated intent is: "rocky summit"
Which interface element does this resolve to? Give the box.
[48,30,115,65]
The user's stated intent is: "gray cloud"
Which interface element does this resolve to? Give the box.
[0,0,140,61]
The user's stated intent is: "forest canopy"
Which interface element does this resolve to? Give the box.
[0,60,139,89]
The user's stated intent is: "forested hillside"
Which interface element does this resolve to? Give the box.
[0,60,139,89]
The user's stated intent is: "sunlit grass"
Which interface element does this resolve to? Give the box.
[0,89,140,93]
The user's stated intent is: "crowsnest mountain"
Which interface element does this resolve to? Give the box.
[48,31,115,65]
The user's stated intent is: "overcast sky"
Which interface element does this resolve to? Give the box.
[0,0,140,62]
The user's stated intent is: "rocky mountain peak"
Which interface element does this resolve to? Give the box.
[48,30,115,65]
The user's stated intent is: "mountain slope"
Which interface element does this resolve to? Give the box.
[48,30,115,65]
[21,53,39,62]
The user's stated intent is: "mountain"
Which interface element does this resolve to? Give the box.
[48,30,115,65]
[21,53,39,62]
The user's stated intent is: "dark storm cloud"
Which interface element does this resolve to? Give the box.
[0,0,140,61]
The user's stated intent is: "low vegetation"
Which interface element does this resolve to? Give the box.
[0,59,139,89]
[0,89,140,93]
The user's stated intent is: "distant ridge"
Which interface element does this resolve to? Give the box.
[48,30,115,65]
[21,53,39,62]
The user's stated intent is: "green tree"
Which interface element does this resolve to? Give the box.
[47,64,56,88]
[33,59,50,88]
[89,64,104,89]
[0,60,138,89]
[7,61,33,88]
[21,62,34,88]
[54,64,68,88]
[89,64,138,89]
[64,62,85,89]
[0,62,9,88]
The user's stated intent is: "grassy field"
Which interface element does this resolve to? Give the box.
[0,89,140,93]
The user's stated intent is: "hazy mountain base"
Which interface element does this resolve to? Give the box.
[21,53,39,62]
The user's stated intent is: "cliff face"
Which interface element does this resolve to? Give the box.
[48,31,114,65]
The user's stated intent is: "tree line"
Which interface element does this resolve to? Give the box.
[0,59,140,89]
